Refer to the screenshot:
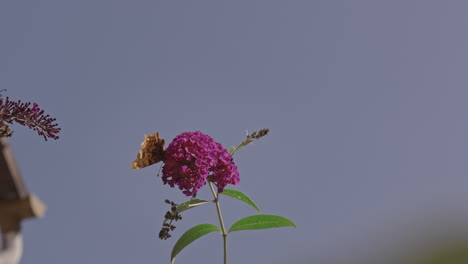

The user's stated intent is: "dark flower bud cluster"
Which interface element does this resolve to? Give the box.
[247,128,270,140]
[229,128,270,155]
[159,199,183,240]
[0,97,61,140]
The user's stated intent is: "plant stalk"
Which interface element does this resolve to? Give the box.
[208,181,228,264]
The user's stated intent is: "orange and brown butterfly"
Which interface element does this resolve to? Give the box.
[131,132,165,169]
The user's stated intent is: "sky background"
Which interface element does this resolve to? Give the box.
[0,1,467,263]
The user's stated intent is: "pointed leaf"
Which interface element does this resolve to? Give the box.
[228,215,296,233]
[219,189,261,213]
[171,224,221,264]
[176,199,212,213]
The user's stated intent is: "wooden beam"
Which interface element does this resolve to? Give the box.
[0,195,46,232]
[0,138,28,200]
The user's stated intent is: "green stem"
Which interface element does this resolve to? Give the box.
[208,181,227,264]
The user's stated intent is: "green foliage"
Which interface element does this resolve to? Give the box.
[228,215,296,233]
[171,224,221,264]
[219,189,261,213]
[412,245,468,264]
[175,199,212,214]
[228,146,236,155]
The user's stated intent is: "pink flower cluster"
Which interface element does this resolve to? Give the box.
[0,97,60,140]
[162,131,239,196]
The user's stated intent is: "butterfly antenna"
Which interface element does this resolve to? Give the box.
[156,163,163,178]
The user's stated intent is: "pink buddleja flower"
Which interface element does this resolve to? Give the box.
[162,131,239,196]
[0,97,60,140]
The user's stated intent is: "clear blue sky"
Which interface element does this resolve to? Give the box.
[1,1,466,263]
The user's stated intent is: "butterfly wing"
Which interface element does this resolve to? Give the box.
[131,132,165,169]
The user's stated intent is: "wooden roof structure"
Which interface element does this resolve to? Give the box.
[0,138,28,201]
[0,138,45,232]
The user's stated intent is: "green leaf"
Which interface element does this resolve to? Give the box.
[171,224,221,264]
[219,189,261,213]
[175,199,212,213]
[228,215,296,233]
[228,146,236,155]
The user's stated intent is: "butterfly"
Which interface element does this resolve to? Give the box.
[131,132,165,169]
